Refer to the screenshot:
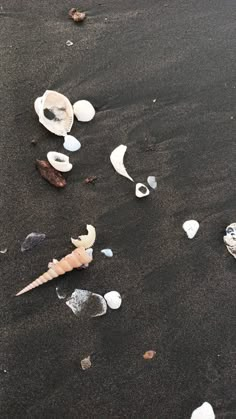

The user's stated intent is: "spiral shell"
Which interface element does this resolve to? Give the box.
[16,247,92,296]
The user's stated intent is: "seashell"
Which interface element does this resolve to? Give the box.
[135,183,150,198]
[143,350,156,360]
[47,151,72,172]
[191,402,215,419]
[0,248,8,254]
[38,90,74,136]
[36,160,67,188]
[66,40,73,47]
[71,225,96,249]
[110,145,134,182]
[147,176,157,189]
[21,232,46,252]
[101,248,113,258]
[34,97,43,116]
[16,246,92,296]
[104,291,122,309]
[63,135,81,152]
[224,223,236,259]
[69,8,86,23]
[73,100,95,122]
[81,356,91,371]
[66,289,107,317]
[182,220,199,239]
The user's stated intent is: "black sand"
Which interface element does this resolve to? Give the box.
[1,1,236,417]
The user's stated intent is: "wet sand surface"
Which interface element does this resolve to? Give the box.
[1,0,236,417]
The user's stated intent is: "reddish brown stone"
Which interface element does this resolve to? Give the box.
[36,160,66,188]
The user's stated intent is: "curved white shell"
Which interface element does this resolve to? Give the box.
[223,222,236,258]
[104,291,122,309]
[34,97,43,116]
[38,90,74,137]
[71,225,96,249]
[73,100,95,122]
[47,151,72,172]
[135,183,150,198]
[110,145,134,182]
[63,135,81,152]
[182,220,199,239]
[191,402,215,419]
[147,176,157,189]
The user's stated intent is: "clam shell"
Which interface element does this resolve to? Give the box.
[38,90,74,136]
[104,291,122,309]
[191,402,215,419]
[182,220,199,239]
[73,100,95,122]
[47,151,72,172]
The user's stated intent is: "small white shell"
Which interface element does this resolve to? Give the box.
[71,225,96,250]
[182,220,199,239]
[34,97,43,116]
[104,291,122,309]
[135,183,150,198]
[47,151,72,172]
[101,249,113,257]
[63,135,81,152]
[38,90,74,137]
[73,100,95,122]
[147,176,157,189]
[110,145,134,182]
[191,402,215,419]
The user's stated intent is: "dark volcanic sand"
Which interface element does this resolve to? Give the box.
[1,1,236,418]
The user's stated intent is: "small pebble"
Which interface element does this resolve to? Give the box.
[104,291,122,309]
[81,356,91,370]
[63,135,81,152]
[143,350,156,360]
[101,248,113,257]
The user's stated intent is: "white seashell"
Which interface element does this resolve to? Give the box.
[101,248,113,257]
[223,223,236,259]
[63,135,81,152]
[73,100,95,122]
[191,402,215,419]
[81,356,91,370]
[110,145,134,182]
[182,220,199,239]
[147,176,157,189]
[104,291,122,309]
[38,90,74,137]
[66,40,73,47]
[34,97,43,116]
[71,225,96,249]
[66,289,107,318]
[47,151,72,172]
[135,183,150,198]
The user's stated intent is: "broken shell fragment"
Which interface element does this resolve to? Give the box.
[81,356,91,371]
[135,183,150,198]
[66,289,107,318]
[224,223,236,259]
[47,151,72,172]
[147,176,157,189]
[101,248,113,258]
[66,40,73,47]
[63,135,81,152]
[71,225,96,249]
[34,97,43,116]
[16,245,92,296]
[110,145,134,182]
[69,8,86,22]
[143,350,156,360]
[36,160,67,188]
[37,90,74,136]
[21,232,46,252]
[73,100,95,122]
[0,248,8,254]
[191,402,215,419]
[104,291,122,309]
[182,220,199,239]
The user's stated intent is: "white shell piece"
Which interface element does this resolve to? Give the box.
[191,402,215,419]
[66,40,73,47]
[182,220,199,239]
[223,223,236,259]
[73,100,95,122]
[104,291,122,309]
[38,90,74,137]
[34,97,43,116]
[63,135,81,152]
[147,176,157,189]
[71,225,96,249]
[110,145,134,182]
[135,183,150,198]
[101,249,113,257]
[47,151,72,172]
[66,289,107,317]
